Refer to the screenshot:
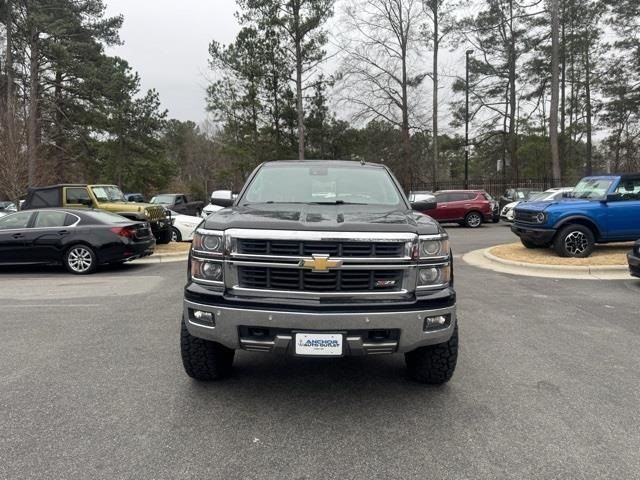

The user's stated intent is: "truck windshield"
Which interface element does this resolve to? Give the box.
[572,179,613,200]
[150,195,176,205]
[241,164,404,206]
[91,186,126,202]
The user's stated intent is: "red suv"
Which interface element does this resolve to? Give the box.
[423,190,496,228]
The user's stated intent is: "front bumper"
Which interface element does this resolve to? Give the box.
[511,224,556,245]
[184,298,457,355]
[628,252,640,278]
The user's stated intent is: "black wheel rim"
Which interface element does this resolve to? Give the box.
[564,231,589,255]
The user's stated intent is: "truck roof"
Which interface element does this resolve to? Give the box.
[261,160,386,169]
[582,174,640,181]
[28,184,118,190]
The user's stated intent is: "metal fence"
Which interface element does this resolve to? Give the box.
[411,177,579,198]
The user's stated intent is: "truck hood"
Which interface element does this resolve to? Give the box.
[516,198,593,212]
[203,203,443,235]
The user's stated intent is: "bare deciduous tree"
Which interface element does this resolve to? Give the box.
[337,0,428,182]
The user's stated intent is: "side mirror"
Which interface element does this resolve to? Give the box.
[603,193,621,203]
[411,199,437,212]
[80,198,94,207]
[210,190,234,208]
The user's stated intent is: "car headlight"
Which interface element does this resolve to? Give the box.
[192,229,224,254]
[191,258,224,283]
[417,264,451,288]
[535,212,547,224]
[418,235,449,258]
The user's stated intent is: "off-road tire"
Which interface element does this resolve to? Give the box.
[521,238,541,249]
[171,227,182,243]
[553,224,595,258]
[64,244,97,274]
[405,325,458,385]
[464,212,483,228]
[181,320,234,380]
[156,228,172,245]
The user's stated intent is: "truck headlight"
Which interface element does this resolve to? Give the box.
[191,258,224,283]
[192,229,224,254]
[417,264,451,287]
[418,235,449,258]
[535,212,547,224]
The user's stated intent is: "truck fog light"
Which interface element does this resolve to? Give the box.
[191,309,215,327]
[424,314,450,331]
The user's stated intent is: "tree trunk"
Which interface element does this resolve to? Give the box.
[28,24,40,186]
[549,0,562,187]
[432,8,439,186]
[507,0,518,181]
[584,44,593,176]
[293,4,305,160]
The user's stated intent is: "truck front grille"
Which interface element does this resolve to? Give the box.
[238,266,403,292]
[514,210,539,223]
[146,206,166,222]
[237,239,404,257]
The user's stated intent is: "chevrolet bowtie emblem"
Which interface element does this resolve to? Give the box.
[299,254,343,272]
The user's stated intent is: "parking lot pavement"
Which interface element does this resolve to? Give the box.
[1,223,640,479]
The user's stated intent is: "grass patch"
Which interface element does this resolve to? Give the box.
[156,242,191,254]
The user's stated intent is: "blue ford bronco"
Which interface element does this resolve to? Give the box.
[512,174,640,257]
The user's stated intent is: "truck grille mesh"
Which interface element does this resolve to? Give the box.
[146,206,166,222]
[237,239,404,257]
[514,210,539,223]
[238,267,403,292]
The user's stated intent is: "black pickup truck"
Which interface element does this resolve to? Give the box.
[150,194,204,217]
[180,160,458,384]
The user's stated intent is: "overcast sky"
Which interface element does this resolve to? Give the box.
[104,0,240,123]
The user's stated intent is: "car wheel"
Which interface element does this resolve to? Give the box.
[405,325,458,385]
[553,224,595,258]
[171,227,182,243]
[521,239,541,249]
[180,320,235,380]
[64,245,97,274]
[464,212,482,228]
[156,228,172,245]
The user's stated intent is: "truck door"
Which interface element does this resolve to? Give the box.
[605,178,640,239]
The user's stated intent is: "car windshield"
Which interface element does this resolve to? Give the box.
[572,179,613,200]
[241,164,404,206]
[151,195,176,205]
[91,186,126,202]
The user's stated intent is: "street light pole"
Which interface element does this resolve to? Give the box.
[465,49,474,190]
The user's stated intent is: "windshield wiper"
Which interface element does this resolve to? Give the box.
[309,201,367,205]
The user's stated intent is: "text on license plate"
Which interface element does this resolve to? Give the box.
[295,333,343,356]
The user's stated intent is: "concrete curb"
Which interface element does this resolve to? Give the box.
[462,248,631,280]
[132,253,189,264]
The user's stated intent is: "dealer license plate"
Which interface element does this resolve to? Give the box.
[295,333,343,356]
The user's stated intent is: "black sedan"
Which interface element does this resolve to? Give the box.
[629,240,640,278]
[0,208,155,274]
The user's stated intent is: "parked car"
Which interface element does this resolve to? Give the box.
[0,208,155,274]
[22,184,173,244]
[421,190,495,228]
[0,201,13,211]
[201,190,235,218]
[499,188,539,210]
[501,188,573,222]
[169,210,202,242]
[125,193,147,203]
[150,194,205,217]
[512,174,640,257]
[628,240,640,278]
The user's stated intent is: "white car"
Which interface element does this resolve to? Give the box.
[501,187,573,222]
[169,211,203,242]
[201,203,224,219]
